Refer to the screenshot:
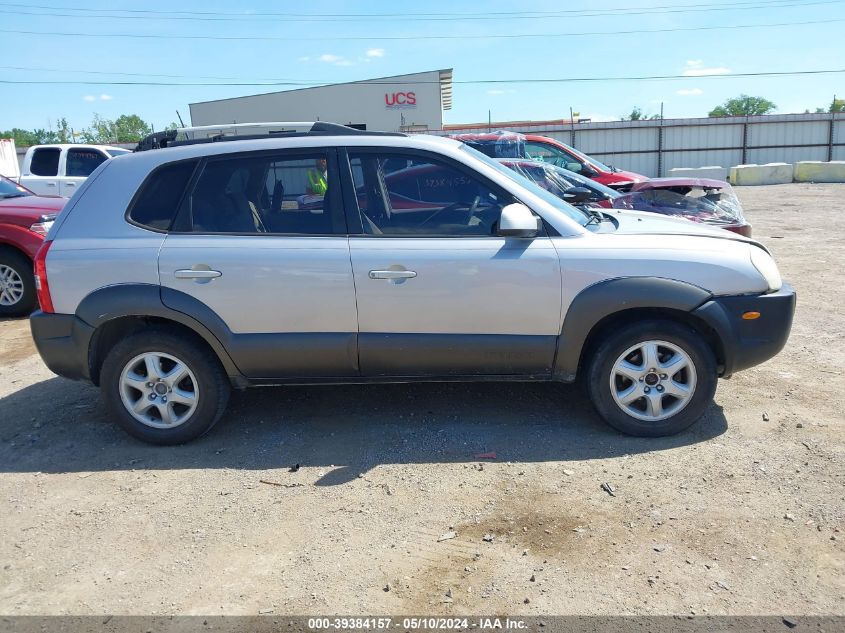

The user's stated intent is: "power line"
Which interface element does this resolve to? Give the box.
[2,69,843,88]
[0,0,827,19]
[1,0,839,22]
[2,17,843,41]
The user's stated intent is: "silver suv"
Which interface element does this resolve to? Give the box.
[30,123,795,444]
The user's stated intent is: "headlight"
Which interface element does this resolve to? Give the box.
[750,247,782,292]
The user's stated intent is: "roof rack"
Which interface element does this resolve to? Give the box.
[134,121,405,152]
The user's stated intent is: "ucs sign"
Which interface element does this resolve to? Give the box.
[385,92,417,109]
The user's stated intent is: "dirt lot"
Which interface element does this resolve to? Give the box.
[0,183,842,616]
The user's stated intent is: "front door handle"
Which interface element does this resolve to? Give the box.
[369,270,417,280]
[175,268,222,280]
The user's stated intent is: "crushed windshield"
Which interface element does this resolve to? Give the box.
[460,144,593,226]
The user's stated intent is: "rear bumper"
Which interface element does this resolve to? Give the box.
[693,283,796,376]
[29,311,94,381]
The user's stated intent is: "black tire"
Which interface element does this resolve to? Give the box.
[586,319,717,437]
[0,249,36,318]
[100,327,231,445]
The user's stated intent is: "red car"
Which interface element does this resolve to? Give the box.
[450,131,648,191]
[0,176,65,316]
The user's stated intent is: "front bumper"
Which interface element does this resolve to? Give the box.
[29,311,95,381]
[693,283,796,377]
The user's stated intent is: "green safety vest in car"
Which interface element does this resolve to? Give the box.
[308,169,327,195]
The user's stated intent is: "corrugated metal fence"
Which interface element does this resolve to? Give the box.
[439,113,845,178]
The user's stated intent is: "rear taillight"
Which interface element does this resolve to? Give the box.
[34,240,54,313]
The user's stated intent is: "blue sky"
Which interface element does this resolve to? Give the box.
[1,0,844,133]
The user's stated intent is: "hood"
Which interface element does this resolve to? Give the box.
[631,177,726,191]
[0,195,66,228]
[601,208,755,243]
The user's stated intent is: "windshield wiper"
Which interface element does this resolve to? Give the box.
[0,193,27,199]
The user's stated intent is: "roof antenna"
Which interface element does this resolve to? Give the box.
[176,110,186,127]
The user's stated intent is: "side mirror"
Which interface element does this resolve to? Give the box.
[497,203,541,238]
[563,186,592,204]
[581,166,600,178]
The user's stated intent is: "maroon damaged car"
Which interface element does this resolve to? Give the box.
[499,159,752,237]
[0,176,66,317]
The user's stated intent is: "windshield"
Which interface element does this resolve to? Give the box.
[0,177,32,198]
[460,144,593,226]
[106,149,131,158]
[564,143,612,172]
[503,160,620,201]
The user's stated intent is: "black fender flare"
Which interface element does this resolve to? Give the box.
[553,277,713,381]
[76,284,244,384]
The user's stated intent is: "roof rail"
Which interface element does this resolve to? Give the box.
[134,121,405,152]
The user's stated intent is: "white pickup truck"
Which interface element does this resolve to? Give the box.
[18,144,131,197]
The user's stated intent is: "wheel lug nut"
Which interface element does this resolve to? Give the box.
[643,386,651,394]
[148,394,156,400]
[639,377,644,382]
[161,396,167,403]
[660,374,667,380]
[656,385,664,393]
[146,382,153,388]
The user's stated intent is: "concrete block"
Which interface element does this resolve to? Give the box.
[793,161,845,183]
[729,163,793,186]
[668,166,728,181]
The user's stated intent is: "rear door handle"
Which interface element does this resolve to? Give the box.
[175,269,222,280]
[369,270,417,280]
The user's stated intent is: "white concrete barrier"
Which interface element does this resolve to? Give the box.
[793,161,845,183]
[729,163,794,186]
[667,166,728,181]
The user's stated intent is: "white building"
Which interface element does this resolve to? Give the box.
[189,69,453,133]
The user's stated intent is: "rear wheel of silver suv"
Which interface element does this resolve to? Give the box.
[586,319,718,436]
[100,328,230,445]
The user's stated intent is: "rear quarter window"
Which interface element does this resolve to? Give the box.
[128,160,198,231]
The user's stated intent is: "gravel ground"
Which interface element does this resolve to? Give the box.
[0,183,842,616]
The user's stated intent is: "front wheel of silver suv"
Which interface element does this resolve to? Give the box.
[586,319,718,437]
[100,328,231,445]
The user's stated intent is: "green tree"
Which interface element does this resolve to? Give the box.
[55,117,72,143]
[113,114,152,142]
[623,106,645,121]
[708,94,776,117]
[829,98,845,113]
[0,128,63,146]
[81,113,152,143]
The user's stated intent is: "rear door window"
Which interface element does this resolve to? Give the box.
[66,148,109,177]
[173,152,344,235]
[29,148,61,176]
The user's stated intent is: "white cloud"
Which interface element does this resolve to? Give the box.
[99,94,113,101]
[682,60,730,76]
[677,88,704,96]
[365,48,385,58]
[318,53,354,66]
[83,95,96,102]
